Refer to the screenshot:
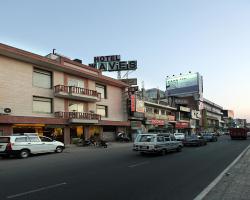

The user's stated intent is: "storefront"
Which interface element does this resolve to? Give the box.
[175,121,190,135]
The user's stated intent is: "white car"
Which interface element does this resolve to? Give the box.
[0,134,65,158]
[133,133,183,155]
[174,133,185,141]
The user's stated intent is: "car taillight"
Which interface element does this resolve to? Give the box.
[6,143,12,151]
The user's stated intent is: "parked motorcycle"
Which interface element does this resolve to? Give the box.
[97,140,108,148]
[116,133,130,142]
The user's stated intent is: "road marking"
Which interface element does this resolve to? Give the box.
[128,161,149,168]
[194,144,250,200]
[6,182,67,199]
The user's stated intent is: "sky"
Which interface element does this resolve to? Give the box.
[0,0,250,121]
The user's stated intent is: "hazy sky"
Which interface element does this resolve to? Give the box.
[1,0,250,121]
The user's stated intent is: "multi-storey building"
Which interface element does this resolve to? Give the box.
[0,43,129,144]
[222,109,234,129]
[201,98,224,131]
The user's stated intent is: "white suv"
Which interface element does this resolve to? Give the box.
[133,133,183,155]
[0,134,65,158]
[174,133,185,141]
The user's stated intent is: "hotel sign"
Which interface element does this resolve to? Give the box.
[89,55,137,71]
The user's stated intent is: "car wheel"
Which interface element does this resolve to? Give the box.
[159,149,166,156]
[176,146,182,152]
[19,150,30,159]
[55,146,64,153]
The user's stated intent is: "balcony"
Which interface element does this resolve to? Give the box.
[54,85,101,102]
[55,111,101,124]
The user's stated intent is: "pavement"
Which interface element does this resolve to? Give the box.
[200,143,250,200]
[65,141,133,152]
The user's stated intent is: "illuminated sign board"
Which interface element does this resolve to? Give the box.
[130,95,136,112]
[166,73,202,96]
[150,119,165,126]
[175,122,189,129]
[89,55,137,71]
[179,106,191,112]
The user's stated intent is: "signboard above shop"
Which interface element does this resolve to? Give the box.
[121,78,137,86]
[89,55,137,72]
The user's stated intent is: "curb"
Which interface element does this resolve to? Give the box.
[194,143,250,200]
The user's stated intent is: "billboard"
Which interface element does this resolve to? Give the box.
[166,73,202,96]
[136,99,145,113]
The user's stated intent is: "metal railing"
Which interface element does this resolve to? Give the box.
[55,111,101,120]
[54,85,101,99]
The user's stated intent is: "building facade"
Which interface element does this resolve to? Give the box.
[0,43,130,144]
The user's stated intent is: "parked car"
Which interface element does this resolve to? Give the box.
[174,133,185,141]
[182,135,207,146]
[202,133,218,142]
[133,133,183,155]
[0,134,65,158]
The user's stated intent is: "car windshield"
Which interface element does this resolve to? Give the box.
[136,135,156,142]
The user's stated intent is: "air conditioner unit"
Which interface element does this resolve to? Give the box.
[0,107,12,114]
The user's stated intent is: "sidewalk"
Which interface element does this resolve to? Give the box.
[201,145,250,200]
[65,142,133,151]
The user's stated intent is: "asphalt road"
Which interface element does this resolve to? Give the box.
[0,136,250,200]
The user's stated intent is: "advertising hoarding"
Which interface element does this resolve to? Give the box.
[166,73,202,96]
[136,99,145,113]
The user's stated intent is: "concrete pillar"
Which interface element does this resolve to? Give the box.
[64,126,70,145]
[99,126,103,139]
[84,126,89,139]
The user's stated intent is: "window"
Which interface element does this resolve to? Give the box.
[161,110,166,115]
[33,96,52,113]
[40,136,53,142]
[96,84,106,99]
[157,136,164,142]
[97,105,108,117]
[0,130,3,136]
[137,135,155,142]
[154,109,159,114]
[0,137,9,143]
[15,137,28,142]
[146,107,153,114]
[69,102,85,112]
[33,68,52,89]
[29,137,41,142]
[68,79,84,88]
[164,137,170,142]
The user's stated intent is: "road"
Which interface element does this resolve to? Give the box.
[0,136,249,200]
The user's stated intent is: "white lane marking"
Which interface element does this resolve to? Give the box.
[194,144,250,200]
[128,161,149,168]
[6,182,67,199]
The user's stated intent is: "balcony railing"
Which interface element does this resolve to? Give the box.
[54,85,101,101]
[55,111,101,121]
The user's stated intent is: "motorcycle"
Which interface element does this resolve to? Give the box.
[116,133,130,142]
